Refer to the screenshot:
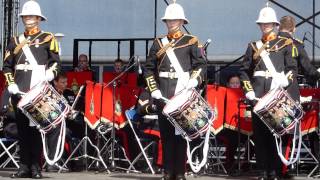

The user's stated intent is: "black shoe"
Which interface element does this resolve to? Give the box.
[257,176,268,180]
[31,164,42,179]
[10,170,31,178]
[175,174,186,180]
[160,173,175,180]
[268,170,281,180]
[46,164,59,172]
[280,173,293,179]
[257,171,268,180]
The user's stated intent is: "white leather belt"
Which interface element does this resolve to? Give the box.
[159,71,179,79]
[253,70,272,79]
[15,64,33,70]
[143,114,158,120]
[15,64,45,71]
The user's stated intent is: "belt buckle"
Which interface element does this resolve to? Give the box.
[265,71,271,79]
[169,72,175,79]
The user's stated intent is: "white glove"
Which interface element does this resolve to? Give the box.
[245,91,256,101]
[317,68,320,73]
[274,72,289,88]
[8,83,20,95]
[45,70,55,82]
[186,78,198,89]
[151,90,163,100]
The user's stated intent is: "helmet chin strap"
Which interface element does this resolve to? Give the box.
[24,20,39,31]
[168,26,180,33]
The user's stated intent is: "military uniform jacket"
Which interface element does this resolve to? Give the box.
[3,31,60,93]
[240,35,300,101]
[278,32,320,80]
[144,33,206,99]
[136,89,159,131]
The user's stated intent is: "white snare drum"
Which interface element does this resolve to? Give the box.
[163,88,215,141]
[254,88,304,136]
[18,81,70,132]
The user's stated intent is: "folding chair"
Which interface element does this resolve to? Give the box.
[125,108,158,174]
[0,137,19,168]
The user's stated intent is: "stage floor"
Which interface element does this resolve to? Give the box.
[0,170,310,180]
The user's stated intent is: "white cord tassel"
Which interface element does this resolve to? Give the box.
[186,124,211,173]
[41,118,66,165]
[275,121,302,166]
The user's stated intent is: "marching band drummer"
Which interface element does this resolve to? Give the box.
[278,16,320,82]
[144,1,206,179]
[3,0,60,178]
[239,6,299,180]
[278,15,320,177]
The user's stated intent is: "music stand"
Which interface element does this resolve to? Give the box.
[96,56,138,171]
[58,85,109,173]
[307,99,320,177]
[233,99,252,176]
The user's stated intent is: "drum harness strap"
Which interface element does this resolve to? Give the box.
[160,37,190,94]
[255,40,302,166]
[18,34,46,89]
[160,37,211,172]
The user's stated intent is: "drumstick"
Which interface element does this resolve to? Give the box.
[17,91,26,95]
[71,85,85,110]
[160,97,169,103]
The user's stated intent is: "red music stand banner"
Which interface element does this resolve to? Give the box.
[225,88,252,135]
[103,72,137,87]
[300,88,320,135]
[84,81,102,129]
[206,85,226,135]
[101,85,140,129]
[66,71,93,94]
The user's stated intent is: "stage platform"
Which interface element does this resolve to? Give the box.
[0,170,310,180]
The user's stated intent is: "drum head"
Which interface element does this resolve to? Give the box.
[163,89,193,115]
[254,88,278,112]
[18,82,46,108]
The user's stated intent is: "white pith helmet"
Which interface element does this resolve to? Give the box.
[256,6,279,25]
[161,1,189,24]
[19,0,47,21]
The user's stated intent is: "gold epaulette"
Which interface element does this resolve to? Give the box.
[269,38,293,52]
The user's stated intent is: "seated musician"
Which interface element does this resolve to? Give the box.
[135,87,163,173]
[216,74,251,174]
[46,71,85,171]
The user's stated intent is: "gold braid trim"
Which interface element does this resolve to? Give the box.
[269,38,293,52]
[156,40,175,59]
[253,42,268,60]
[13,32,49,55]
